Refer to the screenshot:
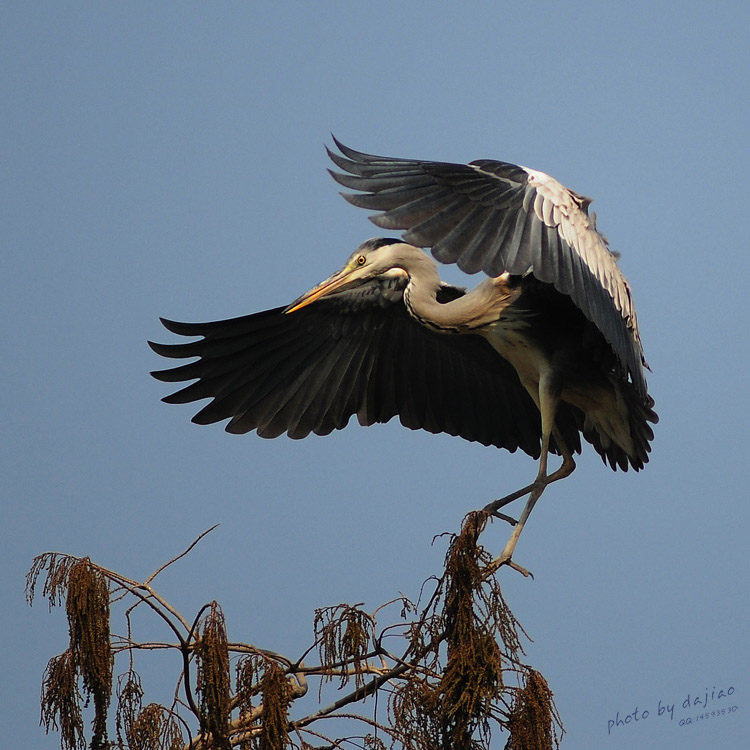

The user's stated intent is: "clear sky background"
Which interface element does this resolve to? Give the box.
[3,3,748,748]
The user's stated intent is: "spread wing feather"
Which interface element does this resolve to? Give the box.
[328,138,648,397]
[150,279,586,458]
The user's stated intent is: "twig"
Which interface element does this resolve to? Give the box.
[145,524,220,586]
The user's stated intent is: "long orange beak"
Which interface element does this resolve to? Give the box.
[283,267,357,314]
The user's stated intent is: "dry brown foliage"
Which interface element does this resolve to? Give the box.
[40,649,85,750]
[258,660,294,750]
[31,556,113,749]
[235,654,262,730]
[314,603,375,691]
[196,603,232,749]
[115,670,184,749]
[28,515,562,749]
[505,670,561,750]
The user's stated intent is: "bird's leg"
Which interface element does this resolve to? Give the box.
[488,428,575,576]
[489,442,551,576]
[491,425,576,512]
[484,482,539,516]
[485,378,576,576]
[491,511,520,526]
[484,426,573,518]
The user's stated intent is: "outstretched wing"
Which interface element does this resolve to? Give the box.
[328,138,648,398]
[149,278,583,458]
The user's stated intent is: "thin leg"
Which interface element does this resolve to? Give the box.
[486,379,576,576]
[484,429,576,516]
[489,427,575,576]
[491,511,519,526]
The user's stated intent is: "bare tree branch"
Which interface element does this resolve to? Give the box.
[29,515,562,750]
[145,524,220,586]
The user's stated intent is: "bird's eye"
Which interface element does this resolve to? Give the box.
[357,255,366,266]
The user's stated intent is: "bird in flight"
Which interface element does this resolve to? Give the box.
[150,138,657,575]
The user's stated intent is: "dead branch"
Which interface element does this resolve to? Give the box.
[29,515,562,749]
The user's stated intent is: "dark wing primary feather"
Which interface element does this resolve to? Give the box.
[149,278,583,458]
[327,137,648,398]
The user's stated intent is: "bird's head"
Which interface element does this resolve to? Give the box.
[284,238,414,314]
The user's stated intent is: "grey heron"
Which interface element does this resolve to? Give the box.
[150,139,657,575]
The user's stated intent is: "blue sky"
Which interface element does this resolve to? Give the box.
[2,3,748,747]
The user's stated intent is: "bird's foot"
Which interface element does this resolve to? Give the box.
[483,483,536,516]
[488,510,517,526]
[487,552,534,579]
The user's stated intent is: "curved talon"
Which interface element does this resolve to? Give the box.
[502,557,534,578]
